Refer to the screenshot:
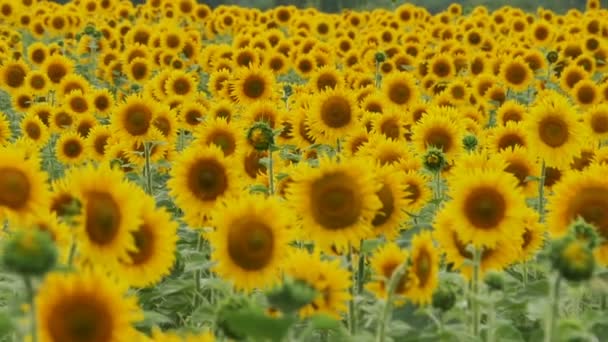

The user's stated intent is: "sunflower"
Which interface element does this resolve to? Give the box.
[560,64,588,91]
[229,66,275,105]
[27,42,48,66]
[125,57,152,84]
[265,51,289,75]
[70,164,142,262]
[85,125,112,162]
[24,70,51,95]
[524,91,584,168]
[64,89,92,116]
[443,168,526,248]
[0,112,10,146]
[240,146,268,182]
[366,242,411,305]
[547,163,608,240]
[406,231,439,305]
[165,70,197,98]
[285,249,351,319]
[500,57,533,91]
[12,89,33,113]
[18,210,72,263]
[309,66,343,92]
[287,157,381,249]
[0,59,29,92]
[57,74,90,98]
[428,53,454,80]
[208,68,232,98]
[153,105,179,144]
[497,146,540,197]
[342,128,369,157]
[402,170,432,214]
[571,79,600,107]
[496,100,526,126]
[21,113,49,147]
[168,145,240,228]
[486,122,528,153]
[371,110,407,141]
[56,131,87,165]
[370,165,410,240]
[209,195,291,291]
[42,54,73,86]
[111,94,157,144]
[208,99,235,122]
[242,101,281,128]
[519,208,546,262]
[75,114,98,138]
[194,117,243,157]
[381,71,418,108]
[0,146,49,219]
[28,103,53,128]
[293,55,315,77]
[92,88,115,117]
[359,134,410,168]
[36,271,143,342]
[113,192,177,288]
[307,88,359,144]
[433,209,521,280]
[411,106,464,161]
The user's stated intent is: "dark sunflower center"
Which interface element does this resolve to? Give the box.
[504,162,529,188]
[85,191,121,245]
[48,296,112,342]
[404,182,421,204]
[497,133,525,150]
[522,228,533,249]
[127,224,154,265]
[227,219,274,270]
[153,117,170,136]
[242,75,265,99]
[538,115,568,148]
[464,186,507,229]
[591,113,608,134]
[566,186,608,239]
[432,60,451,78]
[94,135,109,155]
[131,63,147,80]
[310,172,362,230]
[425,127,452,152]
[25,122,41,140]
[414,249,431,287]
[173,78,190,95]
[502,110,522,124]
[380,119,400,140]
[5,65,25,88]
[30,75,45,89]
[63,139,82,158]
[388,81,411,105]
[0,168,30,210]
[317,74,337,90]
[576,85,596,104]
[94,96,109,111]
[77,121,93,138]
[372,184,395,227]
[244,150,267,179]
[320,95,352,128]
[185,110,202,126]
[124,104,152,136]
[70,97,88,114]
[208,131,236,156]
[187,158,228,201]
[505,63,527,86]
[47,63,67,83]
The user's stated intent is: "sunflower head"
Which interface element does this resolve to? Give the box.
[2,228,57,276]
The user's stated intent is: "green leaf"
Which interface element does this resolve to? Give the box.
[267,278,317,314]
[361,238,383,254]
[249,184,269,194]
[136,310,174,328]
[310,314,341,330]
[223,308,297,341]
[494,323,525,341]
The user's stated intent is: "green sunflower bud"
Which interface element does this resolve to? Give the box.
[266,277,317,315]
[247,122,274,151]
[375,52,386,64]
[551,237,595,282]
[484,271,504,291]
[84,26,95,36]
[569,218,600,250]
[547,51,559,64]
[463,134,478,152]
[2,229,57,277]
[432,283,456,312]
[423,147,447,172]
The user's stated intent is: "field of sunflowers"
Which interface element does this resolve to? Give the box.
[2,0,608,341]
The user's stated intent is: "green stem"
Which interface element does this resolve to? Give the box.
[375,61,381,88]
[376,261,408,342]
[357,240,365,295]
[268,149,274,195]
[194,233,203,308]
[488,297,497,342]
[471,247,481,337]
[544,274,561,342]
[144,141,153,196]
[601,294,606,311]
[67,239,76,267]
[24,276,36,342]
[346,245,356,335]
[523,260,528,287]
[538,160,546,223]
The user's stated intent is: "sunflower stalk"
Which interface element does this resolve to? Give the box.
[23,276,37,342]
[268,149,274,195]
[471,247,482,337]
[537,160,546,222]
[375,260,408,342]
[144,141,153,196]
[346,245,356,335]
[544,274,561,342]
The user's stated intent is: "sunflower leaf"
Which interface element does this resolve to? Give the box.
[223,307,297,342]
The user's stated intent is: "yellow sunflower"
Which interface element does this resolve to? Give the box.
[443,168,527,248]
[111,94,158,144]
[115,192,178,288]
[194,117,244,157]
[496,100,526,126]
[36,271,143,342]
[286,157,381,249]
[370,165,410,240]
[485,121,528,153]
[365,242,411,305]
[229,66,275,105]
[209,195,292,292]
[70,164,142,263]
[381,71,418,108]
[411,106,464,161]
[585,104,608,141]
[497,146,541,197]
[523,91,584,168]
[168,145,241,228]
[0,146,49,220]
[307,87,359,144]
[0,111,11,146]
[406,231,439,305]
[500,57,533,91]
[86,125,112,162]
[402,171,432,214]
[519,208,546,262]
[56,130,87,165]
[284,249,351,319]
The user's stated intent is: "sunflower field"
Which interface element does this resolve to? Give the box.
[2,0,608,341]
